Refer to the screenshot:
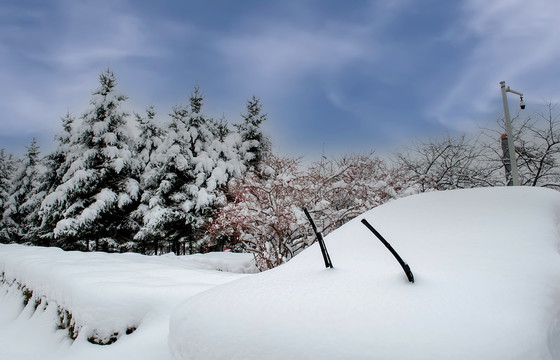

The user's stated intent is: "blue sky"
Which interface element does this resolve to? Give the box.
[1,0,560,159]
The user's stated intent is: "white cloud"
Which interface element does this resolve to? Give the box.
[212,0,414,96]
[0,0,169,152]
[430,0,560,130]
[42,2,164,71]
[215,22,376,90]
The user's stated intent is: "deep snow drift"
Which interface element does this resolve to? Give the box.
[169,187,560,360]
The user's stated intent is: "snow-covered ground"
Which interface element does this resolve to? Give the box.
[0,247,257,359]
[2,187,560,359]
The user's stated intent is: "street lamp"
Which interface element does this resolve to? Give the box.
[500,81,525,186]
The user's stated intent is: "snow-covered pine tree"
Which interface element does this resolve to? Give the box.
[0,138,42,243]
[130,106,166,253]
[236,95,270,171]
[36,112,76,246]
[132,100,192,254]
[135,86,241,254]
[211,116,231,142]
[134,106,164,169]
[44,69,140,251]
[0,149,16,242]
[47,112,75,190]
[0,149,14,215]
[203,97,271,252]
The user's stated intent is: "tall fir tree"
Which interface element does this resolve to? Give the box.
[43,69,140,250]
[0,149,14,214]
[0,139,41,243]
[130,106,166,253]
[0,149,16,242]
[134,106,164,169]
[135,86,241,254]
[236,95,270,171]
[36,112,76,246]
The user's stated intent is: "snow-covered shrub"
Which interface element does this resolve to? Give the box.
[208,153,415,270]
[207,155,308,270]
[304,152,415,233]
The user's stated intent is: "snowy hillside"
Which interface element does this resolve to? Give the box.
[169,187,560,360]
[2,187,560,360]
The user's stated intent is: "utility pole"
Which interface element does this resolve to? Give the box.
[500,81,525,186]
[500,134,513,186]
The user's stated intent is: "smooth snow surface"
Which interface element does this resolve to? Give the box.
[169,187,560,360]
[2,187,560,360]
[0,248,256,359]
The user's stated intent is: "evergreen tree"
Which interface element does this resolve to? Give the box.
[0,149,16,242]
[236,95,270,171]
[0,139,41,243]
[44,69,140,251]
[130,106,166,253]
[135,86,241,254]
[212,116,231,142]
[134,106,164,169]
[36,112,76,246]
[0,149,14,215]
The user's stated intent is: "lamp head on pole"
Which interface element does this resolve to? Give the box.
[519,96,525,110]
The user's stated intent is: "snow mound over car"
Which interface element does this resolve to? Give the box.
[169,187,560,360]
[0,247,256,345]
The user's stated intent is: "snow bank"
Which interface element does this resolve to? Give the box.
[0,247,256,346]
[169,187,560,360]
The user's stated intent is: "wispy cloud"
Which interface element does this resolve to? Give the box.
[0,0,166,150]
[210,1,414,121]
[41,2,164,71]
[215,22,376,94]
[3,0,559,158]
[430,0,560,130]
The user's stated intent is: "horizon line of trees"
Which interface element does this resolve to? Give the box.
[0,69,270,255]
[1,69,559,270]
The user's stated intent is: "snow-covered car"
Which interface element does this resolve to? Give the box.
[169,187,560,360]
